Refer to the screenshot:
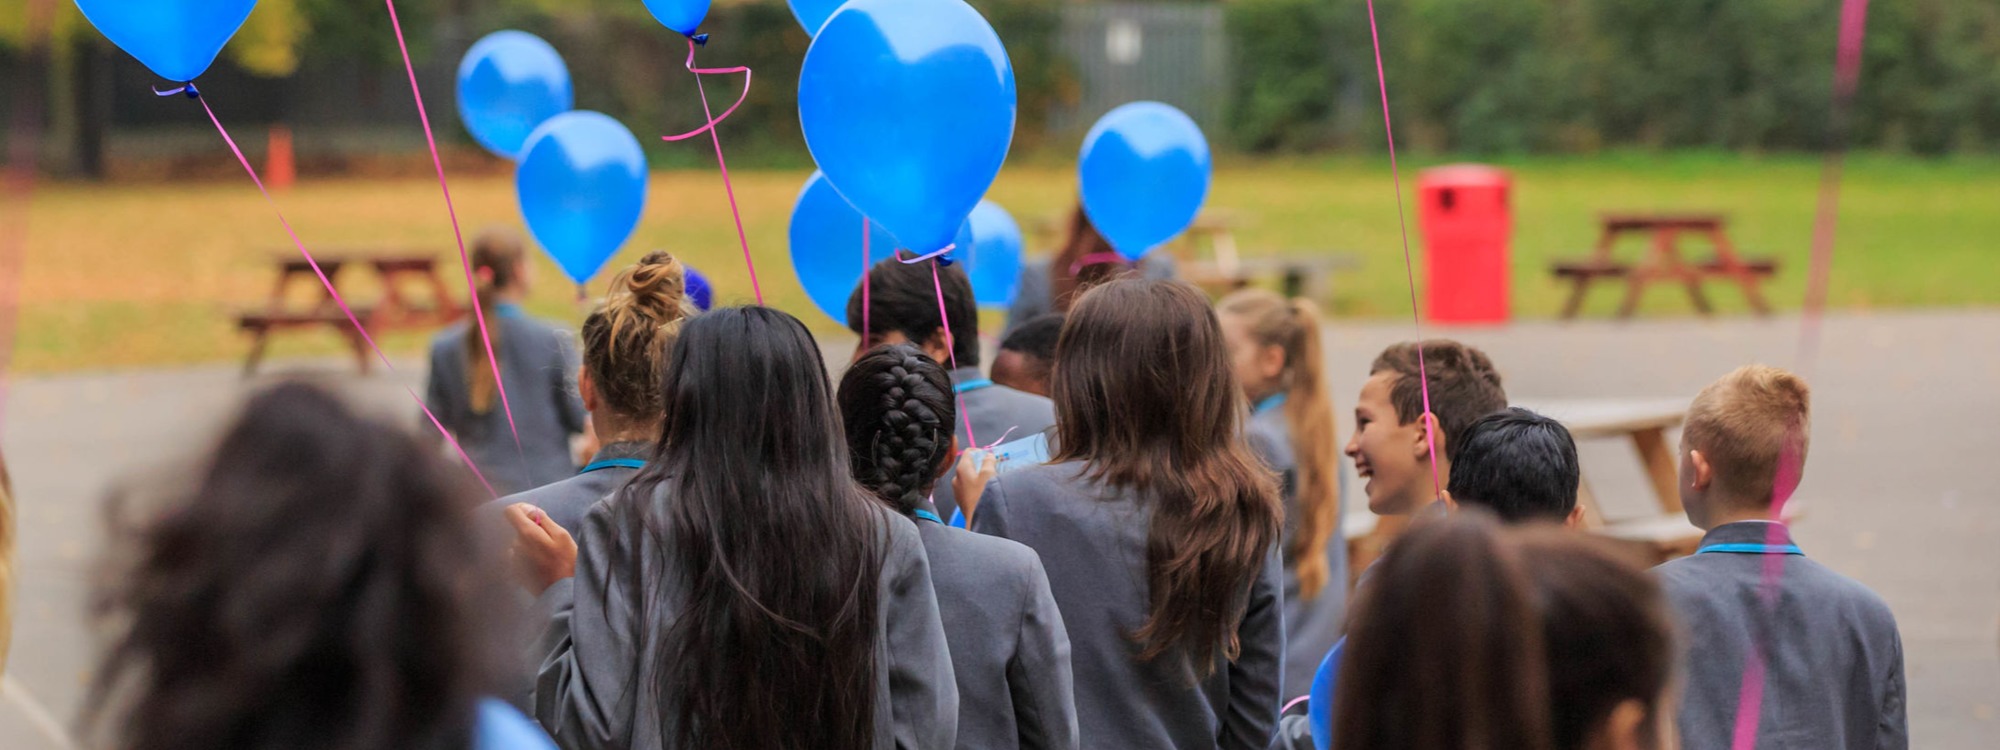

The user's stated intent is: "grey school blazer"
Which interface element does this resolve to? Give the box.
[933,366,1057,521]
[533,494,959,749]
[497,441,650,535]
[972,463,1286,750]
[915,510,1080,749]
[425,308,586,494]
[1246,405,1349,702]
[1654,522,1907,750]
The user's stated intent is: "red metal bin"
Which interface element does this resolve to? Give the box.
[1418,164,1511,324]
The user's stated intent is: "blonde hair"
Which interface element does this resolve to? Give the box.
[466,229,526,415]
[1218,289,1341,600]
[1683,365,1811,508]
[581,252,698,421]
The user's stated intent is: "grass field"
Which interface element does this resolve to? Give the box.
[8,152,1999,373]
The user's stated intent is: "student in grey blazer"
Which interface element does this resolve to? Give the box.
[426,231,586,494]
[973,280,1286,750]
[1218,290,1351,703]
[839,344,1079,750]
[1657,366,1906,750]
[498,252,696,532]
[507,307,958,750]
[846,259,1056,521]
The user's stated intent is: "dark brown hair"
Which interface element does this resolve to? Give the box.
[1051,279,1283,676]
[1335,513,1675,750]
[579,251,698,420]
[1049,203,1131,312]
[837,344,957,516]
[85,382,512,750]
[1369,340,1508,460]
[466,229,527,415]
[845,258,980,367]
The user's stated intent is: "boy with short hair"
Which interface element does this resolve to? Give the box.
[1656,365,1906,750]
[1344,340,1508,518]
[847,259,1055,520]
[1444,407,1585,527]
[990,313,1063,398]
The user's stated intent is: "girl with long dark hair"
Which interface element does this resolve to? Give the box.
[972,279,1286,749]
[425,229,587,493]
[838,343,1079,750]
[514,306,957,750]
[84,382,529,750]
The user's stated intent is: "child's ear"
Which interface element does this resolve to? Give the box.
[578,366,599,412]
[1438,489,1457,512]
[1412,412,1441,461]
[1688,448,1714,492]
[1565,504,1587,530]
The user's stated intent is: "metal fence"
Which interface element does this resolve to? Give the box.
[1051,3,1230,136]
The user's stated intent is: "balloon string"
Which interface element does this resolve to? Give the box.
[1067,251,1127,276]
[1363,0,1443,501]
[862,218,872,342]
[663,38,761,305]
[927,259,980,447]
[1281,695,1311,715]
[196,94,498,498]
[384,0,522,457]
[896,244,956,265]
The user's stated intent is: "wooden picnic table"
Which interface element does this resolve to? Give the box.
[235,251,465,376]
[1552,213,1777,319]
[1031,209,1359,302]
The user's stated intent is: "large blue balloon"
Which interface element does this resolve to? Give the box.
[457,31,573,161]
[799,0,1016,256]
[642,0,712,37]
[1079,101,1212,261]
[786,0,844,36]
[517,112,649,286]
[1308,638,1344,750]
[74,0,257,83]
[965,201,1024,308]
[790,171,972,325]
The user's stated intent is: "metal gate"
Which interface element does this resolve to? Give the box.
[1053,3,1230,136]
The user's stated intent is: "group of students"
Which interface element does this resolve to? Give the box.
[69,218,1908,750]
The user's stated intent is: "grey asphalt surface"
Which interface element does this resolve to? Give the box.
[2,309,1995,746]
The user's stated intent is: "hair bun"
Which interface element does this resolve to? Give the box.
[615,251,687,321]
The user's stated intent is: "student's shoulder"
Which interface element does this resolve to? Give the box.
[1801,559,1900,629]
[929,525,1049,602]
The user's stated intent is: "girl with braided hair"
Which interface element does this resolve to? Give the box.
[838,343,1080,750]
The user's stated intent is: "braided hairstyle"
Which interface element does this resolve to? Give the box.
[580,251,698,421]
[837,344,958,516]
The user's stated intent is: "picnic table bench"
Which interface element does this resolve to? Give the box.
[1032,209,1360,302]
[236,251,465,376]
[1552,213,1777,319]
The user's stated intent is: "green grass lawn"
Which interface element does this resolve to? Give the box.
[10,151,1998,373]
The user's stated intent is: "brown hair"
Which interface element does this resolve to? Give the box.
[1335,513,1675,750]
[580,251,698,421]
[1217,289,1341,600]
[1683,364,1811,508]
[1049,203,1130,312]
[466,229,527,415]
[1051,279,1283,676]
[1369,340,1508,461]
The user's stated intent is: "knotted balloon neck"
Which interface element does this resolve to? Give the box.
[153,82,200,99]
[688,32,709,46]
[895,245,957,267]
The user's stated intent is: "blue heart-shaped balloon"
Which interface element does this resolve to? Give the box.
[74,0,260,83]
[516,112,650,286]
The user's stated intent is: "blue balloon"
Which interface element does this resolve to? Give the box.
[474,698,556,750]
[790,171,972,325]
[800,0,1016,256]
[786,0,844,36]
[516,112,649,286]
[685,266,714,311]
[1079,101,1212,261]
[642,0,712,37]
[74,0,257,83]
[1308,638,1345,750]
[965,201,1024,308]
[457,31,574,161]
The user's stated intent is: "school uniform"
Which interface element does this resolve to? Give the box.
[425,303,586,494]
[933,366,1057,521]
[496,441,650,535]
[533,492,959,749]
[913,502,1080,750]
[1655,521,1907,750]
[1244,395,1349,702]
[973,462,1286,750]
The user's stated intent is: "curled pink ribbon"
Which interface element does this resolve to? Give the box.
[1066,251,1128,276]
[663,37,762,304]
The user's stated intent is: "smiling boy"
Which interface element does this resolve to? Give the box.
[1345,340,1508,518]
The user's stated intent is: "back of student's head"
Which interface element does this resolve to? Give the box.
[1335,512,1675,750]
[845,258,979,367]
[465,228,530,414]
[1001,313,1064,369]
[1683,364,1811,509]
[1448,407,1581,523]
[1217,288,1343,599]
[838,343,957,516]
[1053,278,1282,677]
[87,382,510,750]
[579,251,698,422]
[615,305,886,750]
[1370,340,1507,460]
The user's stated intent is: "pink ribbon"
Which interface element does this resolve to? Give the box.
[1066,251,1128,276]
[384,0,521,455]
[662,38,762,305]
[195,94,497,498]
[915,255,981,447]
[1363,0,1444,499]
